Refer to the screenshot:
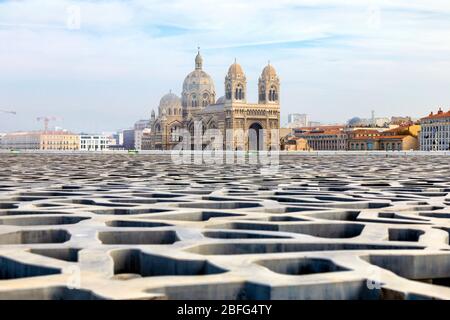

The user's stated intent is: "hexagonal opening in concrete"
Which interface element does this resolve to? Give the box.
[91,208,171,215]
[0,203,18,209]
[186,242,423,256]
[268,216,309,222]
[98,230,179,245]
[419,212,450,219]
[33,203,65,208]
[388,228,425,242]
[0,210,75,216]
[29,248,80,262]
[307,211,361,221]
[0,216,89,226]
[132,192,184,198]
[379,212,429,222]
[67,199,135,208]
[206,222,365,239]
[177,202,261,210]
[110,249,227,279]
[105,220,172,228]
[0,287,105,300]
[0,230,71,245]
[257,257,350,275]
[281,223,365,239]
[150,282,269,300]
[264,207,323,213]
[150,211,244,222]
[362,253,450,288]
[0,256,61,279]
[203,231,292,239]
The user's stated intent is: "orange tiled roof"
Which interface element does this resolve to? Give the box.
[350,129,380,134]
[301,129,344,136]
[421,109,450,120]
[378,135,411,140]
[349,135,410,141]
[296,125,344,131]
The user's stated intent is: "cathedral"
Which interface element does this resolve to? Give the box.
[147,50,280,151]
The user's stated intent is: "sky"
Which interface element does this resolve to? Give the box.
[1,0,450,133]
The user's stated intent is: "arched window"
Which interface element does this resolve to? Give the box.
[259,85,265,101]
[226,83,232,100]
[235,84,244,100]
[202,93,209,107]
[269,86,277,102]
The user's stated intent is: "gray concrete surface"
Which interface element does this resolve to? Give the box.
[0,153,449,300]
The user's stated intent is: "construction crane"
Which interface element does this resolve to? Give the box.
[37,116,61,132]
[0,109,16,115]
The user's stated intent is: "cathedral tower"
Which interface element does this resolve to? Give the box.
[225,60,247,104]
[258,62,280,104]
[182,49,216,117]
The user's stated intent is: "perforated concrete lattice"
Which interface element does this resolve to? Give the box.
[0,153,450,300]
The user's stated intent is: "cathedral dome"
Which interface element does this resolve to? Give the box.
[182,70,215,92]
[227,62,245,78]
[182,50,216,109]
[261,64,277,79]
[158,91,181,116]
[159,92,181,108]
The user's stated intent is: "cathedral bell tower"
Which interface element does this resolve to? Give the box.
[258,62,280,104]
[225,59,247,104]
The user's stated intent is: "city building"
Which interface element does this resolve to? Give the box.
[122,129,136,150]
[307,121,322,128]
[140,128,152,150]
[420,108,450,151]
[347,114,390,128]
[79,134,115,151]
[1,132,41,149]
[348,126,419,151]
[281,136,310,151]
[391,116,414,126]
[287,113,308,128]
[134,119,150,131]
[1,131,79,150]
[296,129,348,151]
[133,120,151,150]
[148,50,280,150]
[40,131,79,150]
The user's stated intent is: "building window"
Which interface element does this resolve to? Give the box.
[234,84,244,100]
[226,84,232,100]
[269,86,278,102]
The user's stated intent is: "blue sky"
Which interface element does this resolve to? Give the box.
[1,0,450,132]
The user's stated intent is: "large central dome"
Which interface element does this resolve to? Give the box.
[182,50,216,110]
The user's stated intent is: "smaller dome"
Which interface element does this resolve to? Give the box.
[262,64,277,78]
[216,96,225,104]
[159,92,181,108]
[228,62,245,77]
